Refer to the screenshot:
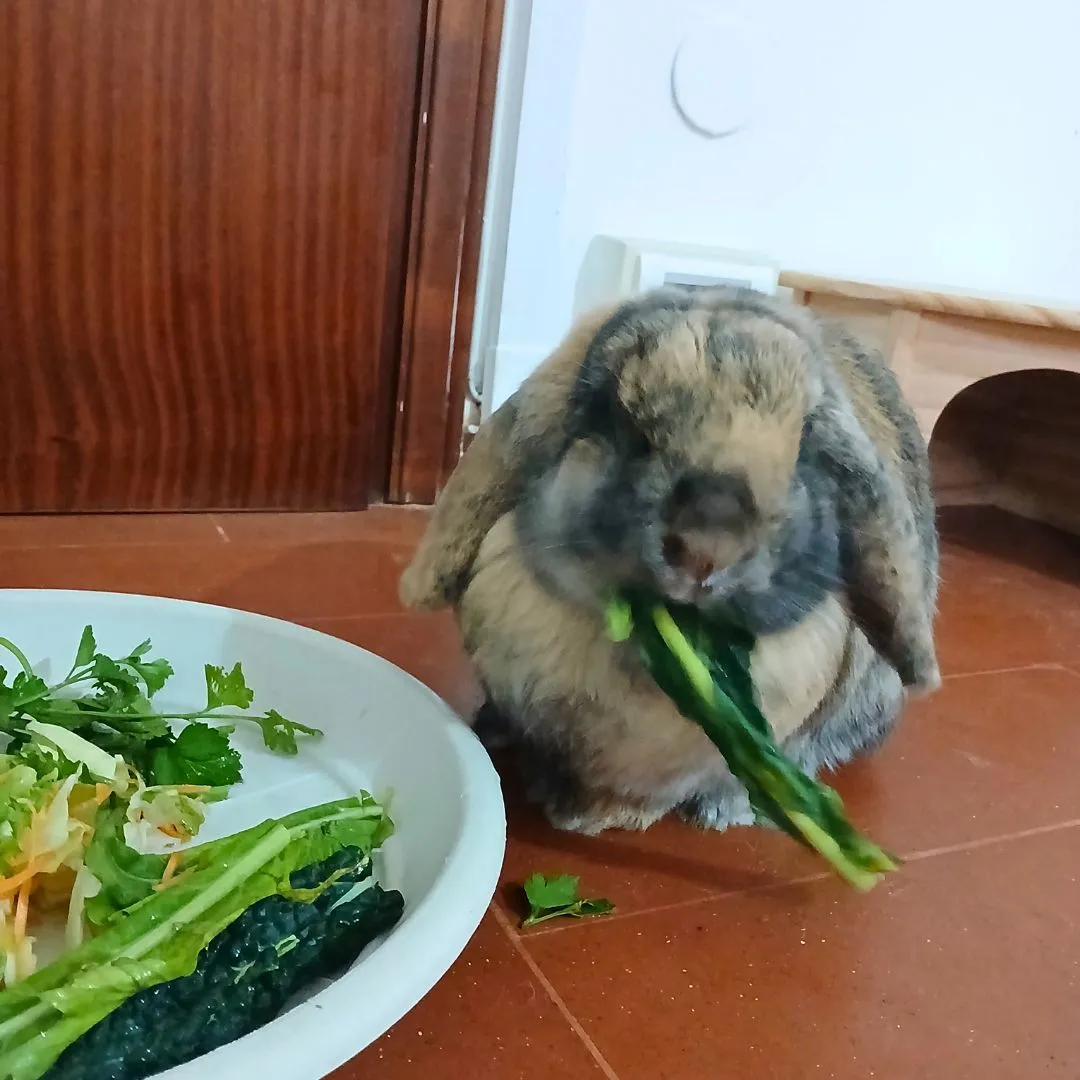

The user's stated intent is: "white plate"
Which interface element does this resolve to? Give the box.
[0,589,506,1079]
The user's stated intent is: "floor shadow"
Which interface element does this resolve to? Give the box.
[491,750,818,911]
[938,505,1080,588]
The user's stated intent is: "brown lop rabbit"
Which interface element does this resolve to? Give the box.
[400,287,940,834]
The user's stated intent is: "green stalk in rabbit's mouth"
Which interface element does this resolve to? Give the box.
[606,590,898,891]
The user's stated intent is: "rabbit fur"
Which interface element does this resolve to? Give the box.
[400,287,939,835]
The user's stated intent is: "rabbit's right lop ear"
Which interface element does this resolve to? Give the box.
[399,305,619,610]
[399,399,524,610]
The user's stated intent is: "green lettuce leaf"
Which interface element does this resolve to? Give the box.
[0,756,54,867]
[82,799,167,925]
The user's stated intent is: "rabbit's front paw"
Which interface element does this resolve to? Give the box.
[677,785,755,832]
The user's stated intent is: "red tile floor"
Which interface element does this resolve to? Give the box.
[2,504,1078,1078]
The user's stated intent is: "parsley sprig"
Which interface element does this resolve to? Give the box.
[521,873,614,929]
[0,626,322,788]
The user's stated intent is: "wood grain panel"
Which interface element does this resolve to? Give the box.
[0,0,424,511]
[389,0,504,504]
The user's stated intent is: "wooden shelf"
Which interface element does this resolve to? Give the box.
[780,272,1080,333]
[786,273,1080,540]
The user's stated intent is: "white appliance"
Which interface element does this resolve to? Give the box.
[573,236,779,318]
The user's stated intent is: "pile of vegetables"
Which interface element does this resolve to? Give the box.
[607,591,898,891]
[0,628,404,1080]
[1,796,401,1080]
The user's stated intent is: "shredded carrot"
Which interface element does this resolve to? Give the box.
[14,879,32,941]
[0,860,45,900]
[94,783,111,805]
[154,857,190,893]
[161,852,180,885]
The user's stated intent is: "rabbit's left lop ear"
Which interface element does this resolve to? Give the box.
[803,397,940,693]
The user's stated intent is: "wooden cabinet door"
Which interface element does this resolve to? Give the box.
[0,0,425,511]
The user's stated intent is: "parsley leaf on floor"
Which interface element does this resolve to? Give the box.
[521,872,614,929]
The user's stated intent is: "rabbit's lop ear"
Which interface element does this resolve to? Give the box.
[398,400,523,610]
[399,304,618,610]
[804,395,940,693]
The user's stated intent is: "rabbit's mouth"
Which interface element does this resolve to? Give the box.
[653,534,714,605]
[650,527,766,606]
[661,533,715,587]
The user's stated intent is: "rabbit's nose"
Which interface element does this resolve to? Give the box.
[666,468,756,532]
[662,532,715,586]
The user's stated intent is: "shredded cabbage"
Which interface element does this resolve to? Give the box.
[0,750,134,985]
[23,723,125,785]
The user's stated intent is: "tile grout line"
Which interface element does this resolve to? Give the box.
[518,871,833,938]
[512,817,1080,938]
[942,661,1068,681]
[902,816,1080,863]
[0,540,225,553]
[197,522,419,553]
[301,610,416,626]
[488,903,623,1080]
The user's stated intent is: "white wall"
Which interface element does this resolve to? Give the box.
[484,0,1080,410]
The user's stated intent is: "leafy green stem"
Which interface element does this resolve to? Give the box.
[0,636,34,677]
[611,592,898,892]
[520,909,578,929]
[40,707,257,724]
[12,671,95,711]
